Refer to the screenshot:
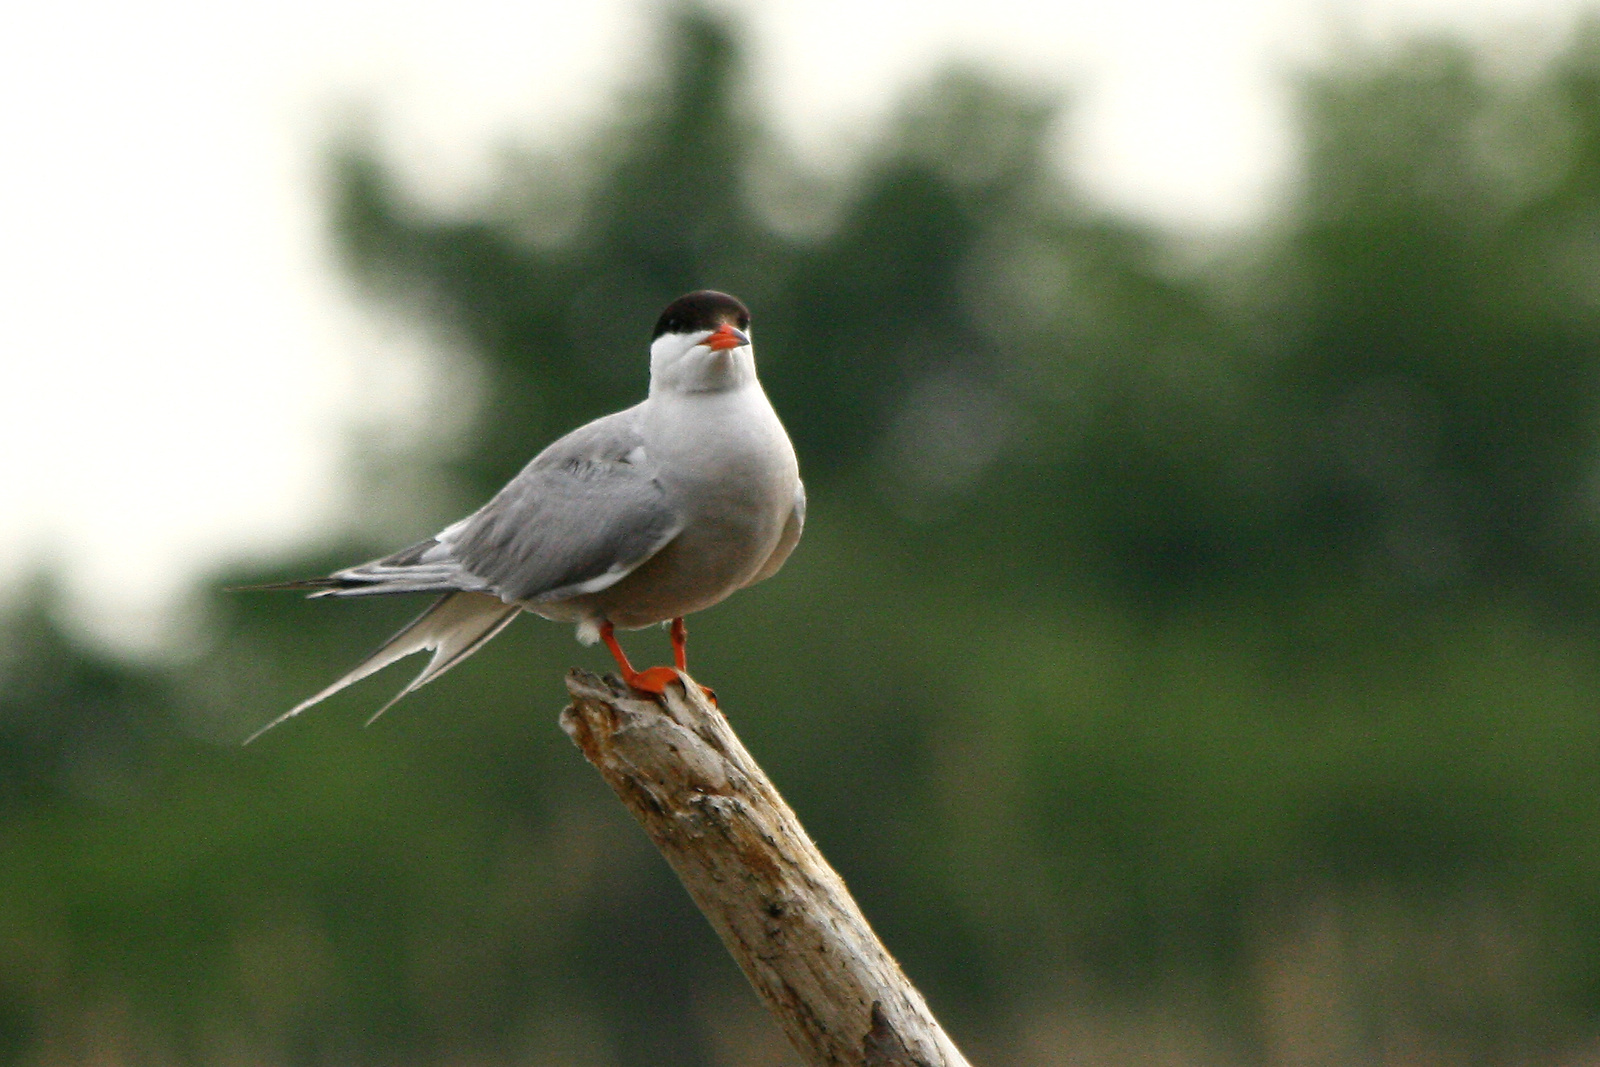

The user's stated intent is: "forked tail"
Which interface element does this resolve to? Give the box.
[244,592,522,744]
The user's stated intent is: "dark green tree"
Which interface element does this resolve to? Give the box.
[8,10,1600,1067]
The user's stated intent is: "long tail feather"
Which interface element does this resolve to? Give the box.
[228,570,472,598]
[360,598,523,726]
[226,577,342,593]
[244,592,521,744]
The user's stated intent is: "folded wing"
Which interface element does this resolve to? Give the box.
[297,409,683,604]
[248,409,683,739]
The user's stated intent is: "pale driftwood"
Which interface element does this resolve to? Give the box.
[561,668,972,1067]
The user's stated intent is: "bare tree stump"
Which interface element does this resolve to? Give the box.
[561,668,972,1067]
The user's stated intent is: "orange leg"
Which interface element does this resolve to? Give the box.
[599,621,680,696]
[599,619,716,704]
[670,617,717,705]
[670,617,688,671]
[599,621,635,675]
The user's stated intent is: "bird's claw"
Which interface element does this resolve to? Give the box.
[623,666,681,695]
[624,666,718,707]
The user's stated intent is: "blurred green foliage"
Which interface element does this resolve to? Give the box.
[8,9,1600,1065]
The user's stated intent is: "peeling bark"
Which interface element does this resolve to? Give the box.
[561,668,972,1067]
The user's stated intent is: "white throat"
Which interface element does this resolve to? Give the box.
[648,331,757,397]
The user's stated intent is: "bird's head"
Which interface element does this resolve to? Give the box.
[648,290,755,395]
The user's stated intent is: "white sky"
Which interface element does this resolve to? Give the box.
[0,0,1592,652]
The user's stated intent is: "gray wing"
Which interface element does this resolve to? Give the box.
[306,408,684,605]
[451,410,684,602]
[743,479,805,587]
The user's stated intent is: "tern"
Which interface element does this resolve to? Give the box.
[246,290,803,742]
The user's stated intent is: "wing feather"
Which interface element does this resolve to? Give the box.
[448,409,682,602]
[241,408,682,740]
[292,407,682,604]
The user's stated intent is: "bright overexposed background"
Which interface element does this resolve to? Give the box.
[0,0,1591,650]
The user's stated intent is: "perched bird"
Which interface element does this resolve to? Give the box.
[245,290,803,742]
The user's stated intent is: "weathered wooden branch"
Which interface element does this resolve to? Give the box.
[561,668,972,1067]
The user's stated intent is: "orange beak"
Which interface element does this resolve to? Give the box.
[704,323,750,351]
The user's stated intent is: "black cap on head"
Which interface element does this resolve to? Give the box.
[652,290,751,341]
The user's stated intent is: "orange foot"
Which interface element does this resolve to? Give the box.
[622,665,681,695]
[601,620,718,705]
[621,667,718,706]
